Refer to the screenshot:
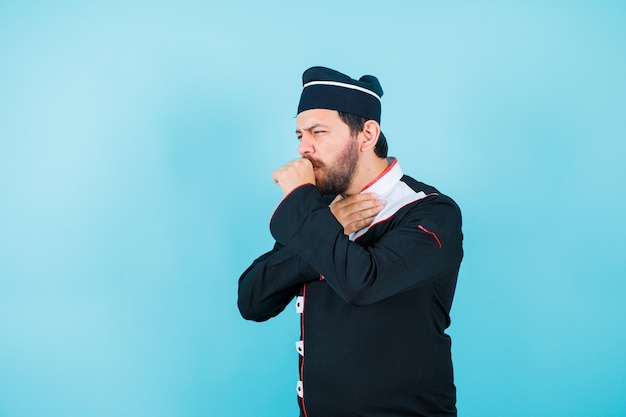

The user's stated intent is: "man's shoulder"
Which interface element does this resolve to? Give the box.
[399,174,461,211]
[400,174,440,196]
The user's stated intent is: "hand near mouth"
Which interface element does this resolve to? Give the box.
[272,158,316,196]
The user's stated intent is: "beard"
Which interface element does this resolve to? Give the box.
[306,138,359,195]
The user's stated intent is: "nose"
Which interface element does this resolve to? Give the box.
[297,133,314,156]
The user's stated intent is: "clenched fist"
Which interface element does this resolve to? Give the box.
[272,158,316,195]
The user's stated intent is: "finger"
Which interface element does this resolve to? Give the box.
[295,158,313,169]
[344,215,378,235]
[345,199,386,215]
[341,193,378,204]
[343,194,382,208]
[332,198,377,214]
[360,204,385,219]
[333,198,385,224]
[348,205,383,223]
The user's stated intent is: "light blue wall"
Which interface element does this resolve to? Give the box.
[1,1,625,416]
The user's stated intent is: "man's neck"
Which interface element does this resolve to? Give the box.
[344,157,390,196]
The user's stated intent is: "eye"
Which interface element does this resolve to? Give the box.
[313,130,326,135]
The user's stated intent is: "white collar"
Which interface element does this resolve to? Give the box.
[360,157,402,196]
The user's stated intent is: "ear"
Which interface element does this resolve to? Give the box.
[359,120,381,153]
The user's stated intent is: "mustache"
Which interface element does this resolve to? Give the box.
[303,156,324,169]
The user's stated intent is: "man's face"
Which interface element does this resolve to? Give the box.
[296,109,360,195]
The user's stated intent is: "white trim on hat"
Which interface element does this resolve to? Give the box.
[303,80,381,101]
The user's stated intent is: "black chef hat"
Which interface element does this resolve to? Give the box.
[297,66,383,123]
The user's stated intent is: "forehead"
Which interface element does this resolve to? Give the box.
[296,108,342,129]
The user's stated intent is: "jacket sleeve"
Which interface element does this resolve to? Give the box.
[269,184,463,306]
[237,241,320,322]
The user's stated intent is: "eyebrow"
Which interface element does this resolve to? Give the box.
[295,123,329,135]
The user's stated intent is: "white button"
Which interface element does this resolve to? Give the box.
[295,296,304,314]
[296,380,303,398]
[295,340,304,356]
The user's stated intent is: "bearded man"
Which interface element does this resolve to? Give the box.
[237,66,464,417]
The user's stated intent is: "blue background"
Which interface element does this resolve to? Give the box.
[1,1,625,416]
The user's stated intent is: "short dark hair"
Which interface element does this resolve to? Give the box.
[337,111,388,158]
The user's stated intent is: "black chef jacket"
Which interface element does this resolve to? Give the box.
[238,158,463,417]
